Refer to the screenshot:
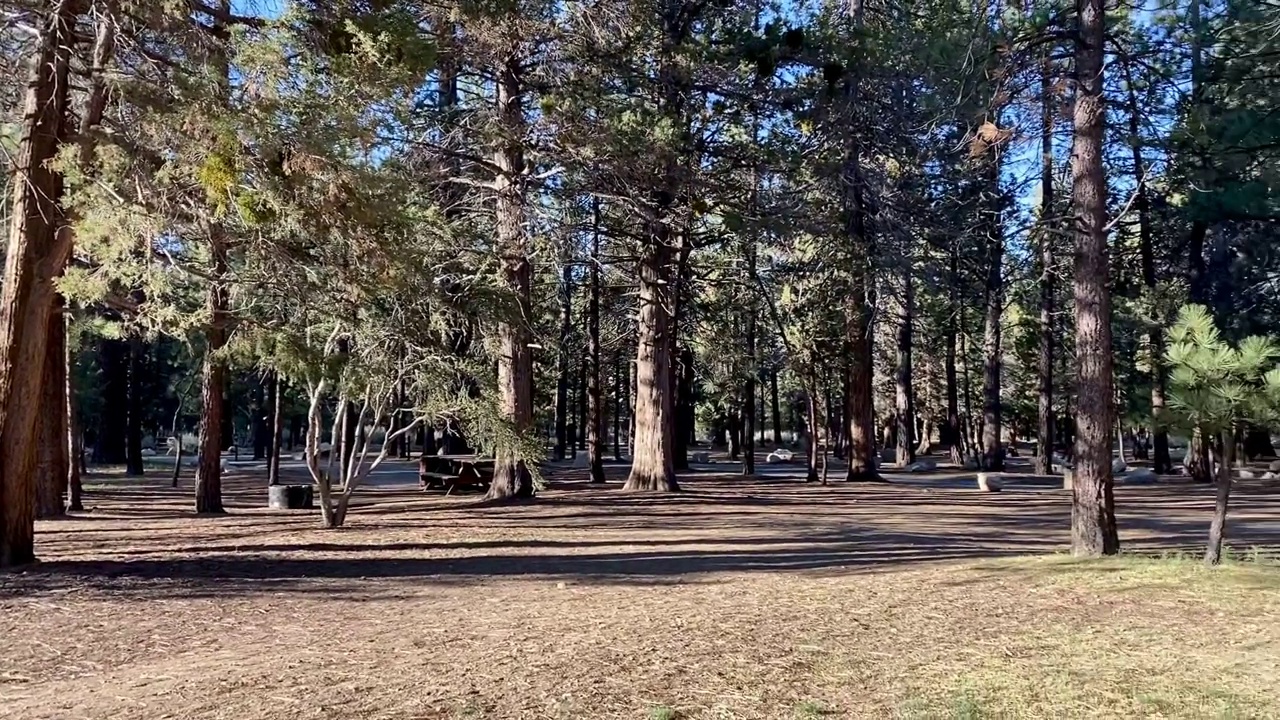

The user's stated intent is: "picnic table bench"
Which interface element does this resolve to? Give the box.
[419,455,495,495]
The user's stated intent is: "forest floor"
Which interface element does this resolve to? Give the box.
[3,457,1280,719]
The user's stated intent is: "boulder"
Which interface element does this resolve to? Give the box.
[1269,460,1280,473]
[765,448,793,464]
[1111,458,1127,474]
[1262,471,1278,481]
[140,448,156,457]
[1120,468,1158,485]
[977,472,1002,492]
[905,460,937,473]
[1237,468,1257,480]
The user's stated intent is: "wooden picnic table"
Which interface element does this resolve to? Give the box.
[418,454,495,494]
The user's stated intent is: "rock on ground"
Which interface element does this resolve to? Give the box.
[1120,468,1158,485]
[765,448,794,464]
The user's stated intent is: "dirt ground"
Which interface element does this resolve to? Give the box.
[2,461,1279,719]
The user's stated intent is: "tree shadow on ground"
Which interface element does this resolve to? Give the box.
[12,468,1278,600]
[3,525,1038,599]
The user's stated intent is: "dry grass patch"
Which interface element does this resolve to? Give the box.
[2,471,1278,719]
[887,555,1280,719]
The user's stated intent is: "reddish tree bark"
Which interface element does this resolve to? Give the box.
[486,48,534,502]
[625,233,679,492]
[194,235,229,514]
[36,300,69,519]
[0,1,77,566]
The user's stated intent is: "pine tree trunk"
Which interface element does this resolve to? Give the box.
[36,301,69,519]
[125,336,146,476]
[945,245,963,465]
[981,152,1004,472]
[915,417,933,457]
[1204,427,1233,565]
[669,234,693,471]
[961,308,976,461]
[61,3,111,514]
[251,376,268,461]
[758,379,767,444]
[587,198,605,483]
[682,347,696,448]
[672,349,689,470]
[846,332,877,480]
[839,0,876,482]
[613,348,624,461]
[804,382,820,483]
[1188,430,1212,483]
[1036,53,1056,476]
[625,231,679,491]
[728,409,742,460]
[770,369,782,444]
[895,273,915,467]
[743,339,756,477]
[982,272,1003,471]
[566,355,578,456]
[575,347,587,453]
[268,372,283,486]
[170,421,184,488]
[92,339,127,463]
[486,50,534,502]
[66,316,83,511]
[194,234,230,515]
[1070,0,1120,557]
[340,398,358,471]
[554,260,572,461]
[0,1,77,566]
[673,349,691,470]
[628,356,637,458]
[395,378,410,459]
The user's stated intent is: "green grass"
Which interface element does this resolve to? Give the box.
[647,705,680,720]
[794,699,833,718]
